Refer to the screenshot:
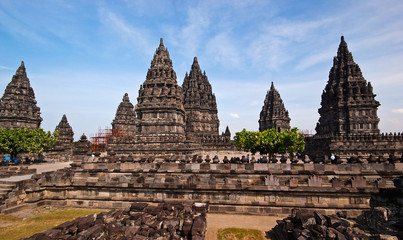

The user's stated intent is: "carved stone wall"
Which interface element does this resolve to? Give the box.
[2,160,402,217]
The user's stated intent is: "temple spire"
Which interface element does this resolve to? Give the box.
[182,56,219,137]
[0,61,42,129]
[316,36,380,136]
[259,82,290,132]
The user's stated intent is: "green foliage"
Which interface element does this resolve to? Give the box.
[234,127,305,159]
[217,228,265,240]
[234,129,260,154]
[0,128,58,158]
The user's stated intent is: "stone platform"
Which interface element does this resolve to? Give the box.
[1,160,401,218]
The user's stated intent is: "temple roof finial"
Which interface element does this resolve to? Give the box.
[123,93,130,102]
[160,38,164,47]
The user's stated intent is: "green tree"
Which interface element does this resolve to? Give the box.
[0,128,58,160]
[259,128,280,161]
[234,127,305,161]
[234,129,260,154]
[277,128,305,160]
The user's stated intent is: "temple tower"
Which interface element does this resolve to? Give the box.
[53,114,74,152]
[135,38,186,136]
[259,82,290,132]
[0,61,42,129]
[111,93,137,135]
[315,36,380,136]
[182,57,219,139]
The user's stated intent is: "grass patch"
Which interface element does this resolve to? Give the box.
[0,215,20,222]
[0,208,105,240]
[218,228,265,240]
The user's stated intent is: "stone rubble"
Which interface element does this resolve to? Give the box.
[23,202,207,240]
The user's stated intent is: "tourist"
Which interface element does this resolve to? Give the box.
[5,155,10,167]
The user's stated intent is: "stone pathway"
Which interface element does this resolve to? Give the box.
[0,161,72,182]
[206,213,282,240]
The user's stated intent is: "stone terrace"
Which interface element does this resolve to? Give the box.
[1,158,401,218]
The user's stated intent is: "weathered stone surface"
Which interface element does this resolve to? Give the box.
[182,57,219,137]
[358,176,403,238]
[73,134,92,156]
[23,202,207,240]
[111,93,137,135]
[0,61,42,129]
[54,114,74,150]
[106,39,233,158]
[268,210,376,240]
[259,82,290,132]
[306,36,403,161]
[47,114,74,161]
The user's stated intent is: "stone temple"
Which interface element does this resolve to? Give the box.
[259,82,290,132]
[0,61,42,129]
[107,39,232,158]
[182,57,219,141]
[306,36,403,162]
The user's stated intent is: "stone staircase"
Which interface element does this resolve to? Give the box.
[0,181,16,206]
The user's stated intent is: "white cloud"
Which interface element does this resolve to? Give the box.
[0,65,13,70]
[295,49,334,71]
[251,101,260,106]
[230,113,240,119]
[204,33,241,68]
[392,109,403,114]
[246,18,333,71]
[97,7,153,55]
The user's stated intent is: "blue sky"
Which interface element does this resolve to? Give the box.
[0,0,402,140]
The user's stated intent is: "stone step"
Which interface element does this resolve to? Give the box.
[0,183,15,190]
[0,182,16,207]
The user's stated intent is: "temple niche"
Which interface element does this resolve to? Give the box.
[259,82,290,132]
[306,36,403,162]
[0,61,42,129]
[107,39,233,158]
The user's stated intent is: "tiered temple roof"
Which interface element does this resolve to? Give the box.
[315,36,380,136]
[0,61,42,129]
[259,82,290,132]
[305,36,402,162]
[112,93,137,135]
[53,114,74,152]
[182,57,219,138]
[135,38,186,136]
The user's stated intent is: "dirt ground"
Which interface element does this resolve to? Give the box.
[206,213,282,240]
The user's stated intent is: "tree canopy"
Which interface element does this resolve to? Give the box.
[0,128,58,158]
[234,127,305,160]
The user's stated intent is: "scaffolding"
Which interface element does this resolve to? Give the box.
[90,127,124,152]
